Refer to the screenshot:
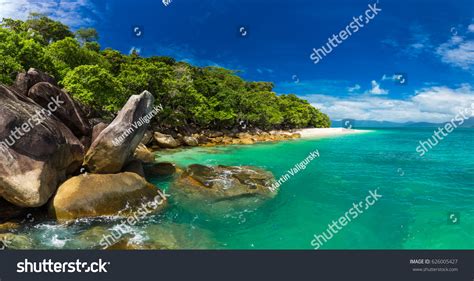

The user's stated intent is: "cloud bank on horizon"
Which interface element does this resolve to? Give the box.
[309,84,473,123]
[0,0,473,123]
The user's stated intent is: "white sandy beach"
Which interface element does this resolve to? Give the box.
[295,128,373,139]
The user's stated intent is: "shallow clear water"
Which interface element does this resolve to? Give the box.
[16,128,474,249]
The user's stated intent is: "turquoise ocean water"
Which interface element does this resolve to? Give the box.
[19,128,474,249]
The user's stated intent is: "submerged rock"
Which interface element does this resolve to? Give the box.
[79,226,151,250]
[144,162,177,178]
[49,172,167,221]
[0,85,84,207]
[153,132,180,148]
[84,91,154,173]
[105,238,157,250]
[0,233,34,249]
[142,223,216,249]
[76,226,117,249]
[172,164,276,201]
[103,222,216,250]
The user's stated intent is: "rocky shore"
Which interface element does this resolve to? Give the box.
[0,69,167,225]
[144,128,301,150]
[0,69,293,249]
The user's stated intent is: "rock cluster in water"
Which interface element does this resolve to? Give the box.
[173,164,276,200]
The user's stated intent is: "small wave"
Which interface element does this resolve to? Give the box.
[50,234,70,248]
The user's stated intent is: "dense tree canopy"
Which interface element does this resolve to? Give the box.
[2,13,76,44]
[75,28,99,44]
[0,14,331,131]
[63,64,125,112]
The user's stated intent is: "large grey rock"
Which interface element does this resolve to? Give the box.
[27,82,91,138]
[91,122,108,143]
[83,91,154,173]
[13,68,57,96]
[0,85,84,207]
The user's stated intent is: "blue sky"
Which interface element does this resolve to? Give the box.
[1,0,473,122]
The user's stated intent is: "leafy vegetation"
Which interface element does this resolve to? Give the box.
[0,14,331,131]
[75,27,99,44]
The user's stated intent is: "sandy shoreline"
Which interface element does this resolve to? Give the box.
[295,128,373,139]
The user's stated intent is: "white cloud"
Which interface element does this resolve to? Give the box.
[468,24,474,33]
[436,35,474,71]
[382,21,474,73]
[256,68,274,74]
[381,38,399,48]
[0,0,99,28]
[347,84,360,92]
[366,80,388,95]
[309,84,474,123]
[401,24,433,58]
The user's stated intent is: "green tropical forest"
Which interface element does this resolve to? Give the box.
[0,13,330,132]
